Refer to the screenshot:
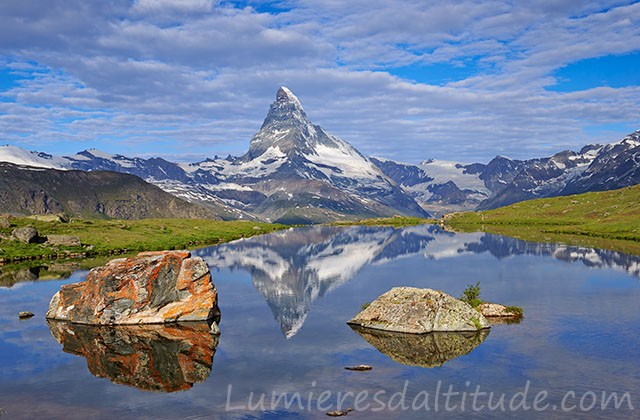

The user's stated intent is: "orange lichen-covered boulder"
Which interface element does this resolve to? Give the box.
[46,251,220,329]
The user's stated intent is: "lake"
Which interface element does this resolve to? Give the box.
[1,225,639,419]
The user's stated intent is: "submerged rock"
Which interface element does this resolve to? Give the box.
[350,325,489,368]
[48,320,217,392]
[46,251,220,328]
[348,287,490,333]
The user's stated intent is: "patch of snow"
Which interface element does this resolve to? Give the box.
[419,159,489,194]
[84,149,116,160]
[305,138,383,184]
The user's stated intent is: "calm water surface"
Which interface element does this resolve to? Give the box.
[1,225,639,419]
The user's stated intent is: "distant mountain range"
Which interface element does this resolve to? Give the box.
[0,87,638,221]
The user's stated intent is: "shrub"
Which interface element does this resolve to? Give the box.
[460,282,482,308]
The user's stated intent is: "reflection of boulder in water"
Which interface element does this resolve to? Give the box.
[350,325,489,368]
[0,266,39,287]
[48,321,217,392]
[0,263,77,288]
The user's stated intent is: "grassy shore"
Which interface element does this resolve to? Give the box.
[0,217,287,263]
[446,185,640,255]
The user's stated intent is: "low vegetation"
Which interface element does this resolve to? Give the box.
[460,281,482,308]
[460,282,524,320]
[0,217,286,263]
[504,306,524,317]
[446,185,640,255]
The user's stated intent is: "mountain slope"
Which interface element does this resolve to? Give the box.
[0,162,219,220]
[560,131,640,195]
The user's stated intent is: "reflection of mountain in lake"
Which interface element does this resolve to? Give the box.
[464,234,640,278]
[48,321,217,392]
[199,225,640,338]
[199,226,439,338]
[350,325,490,368]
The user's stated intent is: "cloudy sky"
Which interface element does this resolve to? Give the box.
[0,0,639,164]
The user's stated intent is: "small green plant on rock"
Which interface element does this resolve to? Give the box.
[505,305,523,317]
[460,281,482,308]
[470,316,482,330]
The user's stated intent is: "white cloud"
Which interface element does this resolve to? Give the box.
[0,0,638,163]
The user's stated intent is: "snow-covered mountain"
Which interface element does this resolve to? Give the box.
[1,89,638,219]
[198,86,429,223]
[0,87,428,223]
[372,130,640,214]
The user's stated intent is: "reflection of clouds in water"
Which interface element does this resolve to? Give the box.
[198,225,640,338]
[1,227,639,419]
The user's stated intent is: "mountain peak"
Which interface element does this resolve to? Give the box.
[261,86,308,129]
[276,86,302,108]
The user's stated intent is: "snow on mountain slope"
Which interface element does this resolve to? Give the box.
[418,159,486,192]
[371,157,490,215]
[0,145,69,169]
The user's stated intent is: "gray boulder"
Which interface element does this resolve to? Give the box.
[11,226,40,244]
[46,235,82,247]
[348,287,490,333]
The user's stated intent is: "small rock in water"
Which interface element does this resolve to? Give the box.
[344,364,372,371]
[18,311,34,319]
[477,302,523,320]
[326,408,353,417]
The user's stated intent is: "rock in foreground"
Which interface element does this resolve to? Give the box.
[46,251,220,328]
[348,287,490,333]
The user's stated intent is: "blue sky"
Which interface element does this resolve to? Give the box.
[0,0,639,163]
